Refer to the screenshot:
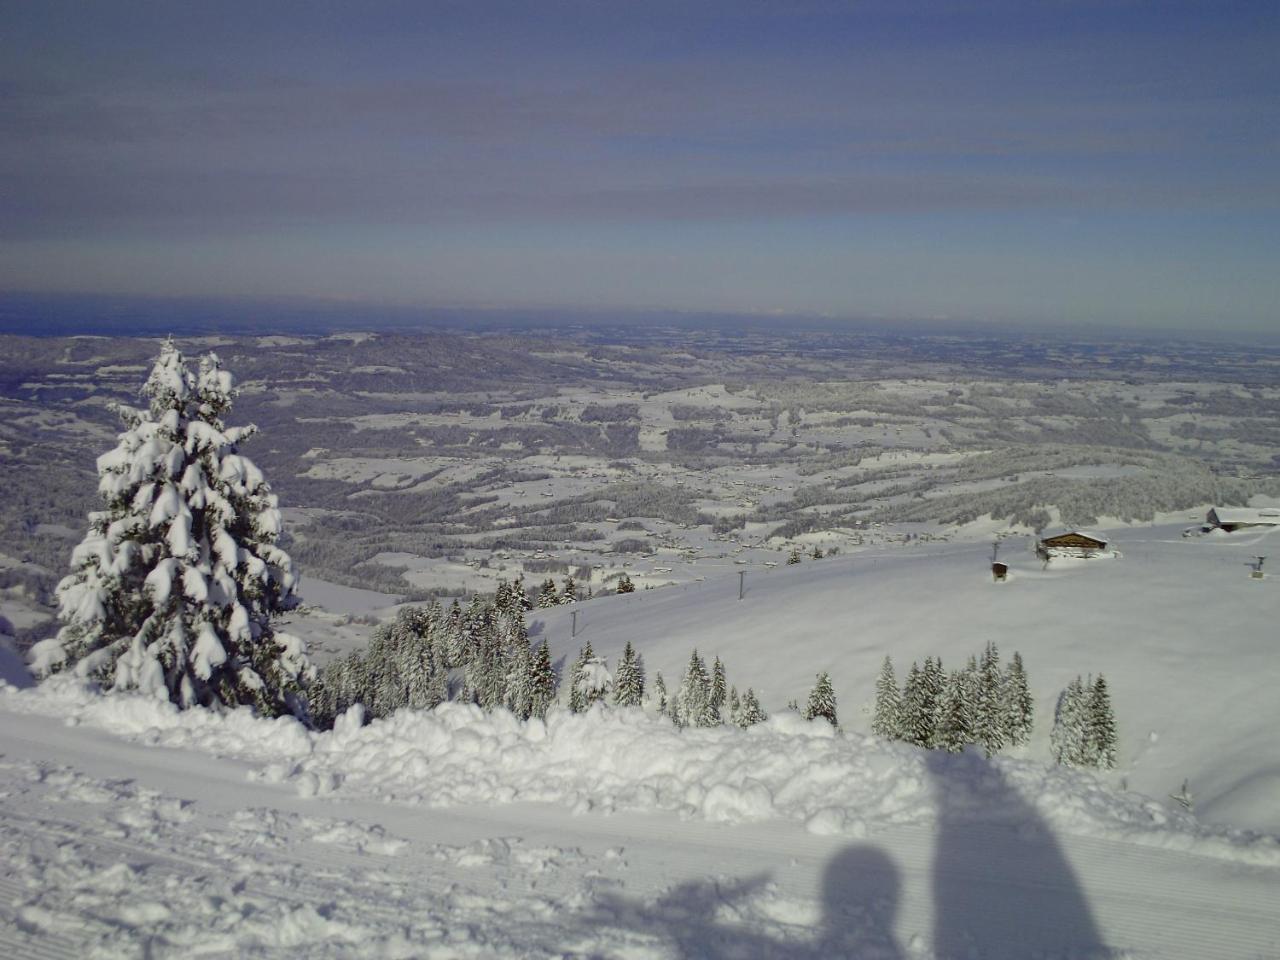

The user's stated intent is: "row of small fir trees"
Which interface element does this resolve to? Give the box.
[569,642,769,729]
[871,643,1034,756]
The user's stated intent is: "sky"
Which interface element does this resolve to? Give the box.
[1,0,1277,333]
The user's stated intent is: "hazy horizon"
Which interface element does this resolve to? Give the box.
[2,1,1277,334]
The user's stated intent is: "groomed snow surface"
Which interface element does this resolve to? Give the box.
[3,679,1280,958]
[3,522,1280,958]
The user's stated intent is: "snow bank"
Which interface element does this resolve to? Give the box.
[4,678,1278,866]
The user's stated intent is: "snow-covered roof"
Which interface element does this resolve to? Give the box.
[1208,507,1280,526]
[1042,530,1107,545]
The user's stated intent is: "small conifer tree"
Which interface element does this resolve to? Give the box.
[899,662,929,747]
[710,656,727,716]
[677,649,710,728]
[616,573,635,594]
[937,668,976,752]
[739,687,768,726]
[528,640,556,719]
[613,640,645,707]
[537,579,559,609]
[803,671,838,727]
[1087,674,1117,769]
[973,642,1005,756]
[1004,651,1034,746]
[1052,676,1089,766]
[920,657,946,748]
[567,640,593,713]
[871,656,900,740]
[652,671,668,716]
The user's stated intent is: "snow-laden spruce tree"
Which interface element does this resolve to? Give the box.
[710,655,727,718]
[613,640,645,707]
[738,687,768,727]
[652,671,669,716]
[567,640,593,713]
[676,648,711,727]
[30,342,311,717]
[803,671,838,728]
[936,667,976,753]
[1003,650,1034,746]
[1087,674,1117,769]
[1052,676,1089,766]
[871,655,900,739]
[528,640,556,719]
[975,641,1006,757]
[575,654,612,709]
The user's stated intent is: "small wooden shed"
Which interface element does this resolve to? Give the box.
[992,561,1009,582]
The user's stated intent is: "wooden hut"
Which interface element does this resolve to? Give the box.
[1039,531,1108,558]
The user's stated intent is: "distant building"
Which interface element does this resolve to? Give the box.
[1038,531,1109,558]
[1206,507,1280,532]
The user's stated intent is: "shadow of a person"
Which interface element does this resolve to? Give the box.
[926,749,1111,960]
[816,844,905,960]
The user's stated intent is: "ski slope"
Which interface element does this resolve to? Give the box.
[1,688,1278,959]
[534,522,1280,833]
[2,521,1279,958]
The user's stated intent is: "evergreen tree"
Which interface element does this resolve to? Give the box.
[1052,676,1089,766]
[677,649,710,728]
[803,671,838,727]
[739,687,768,727]
[616,573,635,594]
[900,660,941,748]
[810,545,824,559]
[899,662,926,746]
[871,656,900,740]
[505,634,534,720]
[1087,674,1117,769]
[1004,651,1034,746]
[567,640,593,713]
[613,640,645,707]
[443,600,465,667]
[921,657,946,748]
[31,343,310,717]
[786,547,802,565]
[537,578,559,609]
[727,685,741,726]
[513,575,532,611]
[653,671,668,716]
[576,653,612,709]
[937,668,976,752]
[975,641,1006,757]
[528,640,556,719]
[710,656,727,716]
[559,575,577,604]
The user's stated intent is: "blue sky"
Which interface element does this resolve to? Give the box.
[1,0,1277,332]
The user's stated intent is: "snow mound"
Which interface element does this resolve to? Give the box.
[4,678,1278,866]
